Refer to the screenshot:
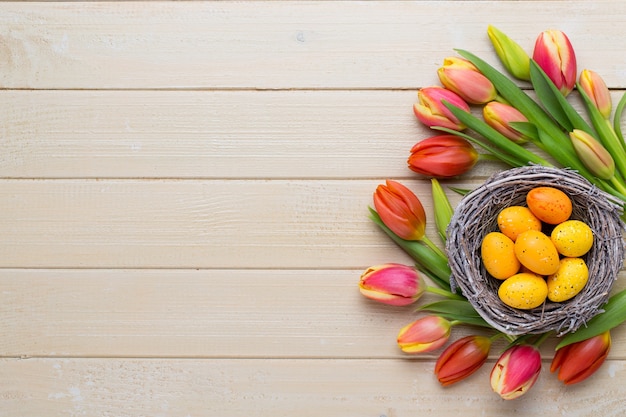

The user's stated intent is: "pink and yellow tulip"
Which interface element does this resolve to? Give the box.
[483,101,531,143]
[359,263,426,306]
[413,86,470,131]
[397,316,451,354]
[533,30,577,96]
[438,57,497,104]
[579,69,612,119]
[490,344,542,400]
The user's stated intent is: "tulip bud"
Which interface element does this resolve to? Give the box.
[435,335,491,386]
[397,316,451,354]
[437,57,497,104]
[533,29,577,96]
[413,86,470,131]
[483,101,531,143]
[407,135,478,178]
[579,69,612,119]
[373,180,427,241]
[487,25,531,81]
[490,344,542,400]
[569,129,615,179]
[359,263,426,306]
[551,331,611,385]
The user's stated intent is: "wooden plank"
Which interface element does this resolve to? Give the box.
[2,89,618,179]
[0,178,472,268]
[1,357,626,416]
[1,269,625,359]
[0,1,625,89]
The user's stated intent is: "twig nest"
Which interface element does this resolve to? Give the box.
[446,166,625,336]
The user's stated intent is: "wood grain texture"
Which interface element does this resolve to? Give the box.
[1,358,626,417]
[0,1,625,89]
[2,1,626,415]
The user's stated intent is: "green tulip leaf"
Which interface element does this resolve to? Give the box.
[556,289,626,350]
[419,299,492,328]
[529,61,574,132]
[613,92,626,143]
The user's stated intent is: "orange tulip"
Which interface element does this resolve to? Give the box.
[438,57,497,104]
[373,180,426,241]
[408,135,478,178]
[551,331,611,385]
[435,335,491,386]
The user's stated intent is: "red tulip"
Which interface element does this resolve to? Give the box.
[397,316,451,354]
[533,30,577,96]
[490,344,542,400]
[373,180,426,241]
[413,86,470,131]
[358,263,426,306]
[408,135,478,178]
[551,331,611,385]
[435,335,491,386]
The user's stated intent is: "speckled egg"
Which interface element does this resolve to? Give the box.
[546,257,589,302]
[498,272,548,309]
[551,220,594,257]
[526,187,572,224]
[481,232,521,280]
[497,206,542,241]
[514,230,560,275]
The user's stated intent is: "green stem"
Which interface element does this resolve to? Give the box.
[425,286,465,300]
[421,235,448,261]
[609,176,626,197]
[533,331,552,348]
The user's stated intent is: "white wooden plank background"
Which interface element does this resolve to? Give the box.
[2,1,626,416]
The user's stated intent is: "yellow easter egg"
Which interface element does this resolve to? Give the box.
[514,230,560,275]
[498,272,548,310]
[526,186,572,224]
[481,232,521,280]
[497,206,542,241]
[547,257,589,302]
[551,220,594,257]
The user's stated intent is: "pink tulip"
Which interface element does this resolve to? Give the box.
[483,101,530,143]
[579,69,612,119]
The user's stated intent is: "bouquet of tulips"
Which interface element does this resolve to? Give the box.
[360,26,626,400]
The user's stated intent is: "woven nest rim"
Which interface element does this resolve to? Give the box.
[446,165,625,336]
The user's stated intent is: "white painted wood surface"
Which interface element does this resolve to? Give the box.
[1,1,626,415]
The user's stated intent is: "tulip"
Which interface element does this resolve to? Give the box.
[551,331,611,385]
[569,129,615,180]
[397,316,451,354]
[487,25,531,81]
[407,135,478,178]
[413,86,470,131]
[358,263,426,306]
[437,57,497,104]
[579,69,612,119]
[373,179,426,241]
[533,29,577,96]
[435,335,491,386]
[490,344,542,400]
[483,101,531,143]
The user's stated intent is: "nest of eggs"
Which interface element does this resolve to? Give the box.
[446,165,625,336]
